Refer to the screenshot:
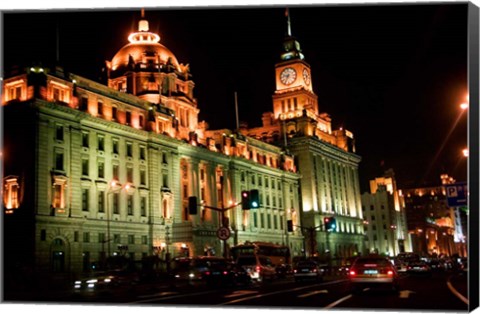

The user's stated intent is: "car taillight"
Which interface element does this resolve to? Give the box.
[205,271,210,276]
[223,271,228,275]
[349,270,356,276]
[387,269,394,276]
[293,269,297,273]
[312,268,317,273]
[256,266,261,272]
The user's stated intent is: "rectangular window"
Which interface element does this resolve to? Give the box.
[74,231,79,242]
[141,235,148,245]
[98,135,104,151]
[112,107,118,121]
[82,159,89,176]
[162,174,169,188]
[56,125,64,141]
[113,193,119,214]
[140,197,147,217]
[126,143,133,157]
[127,167,133,183]
[98,101,104,116]
[126,111,132,125]
[260,213,265,228]
[98,233,105,243]
[41,229,46,241]
[113,139,119,154]
[273,215,278,229]
[83,232,90,243]
[80,97,88,111]
[114,234,121,244]
[139,115,144,128]
[140,146,146,160]
[113,164,119,181]
[98,191,105,213]
[253,212,258,228]
[140,169,146,185]
[127,195,133,215]
[82,189,89,211]
[128,235,135,244]
[55,152,64,170]
[267,214,271,229]
[82,132,89,147]
[98,161,105,179]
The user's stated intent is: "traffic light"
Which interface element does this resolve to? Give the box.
[249,189,260,209]
[287,220,293,232]
[324,216,337,231]
[323,216,330,229]
[188,196,198,215]
[241,190,250,209]
[330,217,337,231]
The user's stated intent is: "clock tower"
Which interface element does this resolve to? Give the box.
[273,9,319,124]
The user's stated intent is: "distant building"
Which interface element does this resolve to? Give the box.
[2,14,304,278]
[240,11,365,259]
[361,169,411,257]
[398,174,465,257]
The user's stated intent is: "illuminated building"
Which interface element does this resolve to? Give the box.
[2,13,304,276]
[361,169,412,257]
[241,10,365,258]
[398,174,465,257]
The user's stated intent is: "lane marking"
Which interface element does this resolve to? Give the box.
[130,289,214,304]
[138,291,178,299]
[324,294,352,309]
[224,290,258,298]
[221,279,347,305]
[298,290,328,298]
[447,277,468,305]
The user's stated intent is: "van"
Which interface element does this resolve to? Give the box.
[236,255,276,282]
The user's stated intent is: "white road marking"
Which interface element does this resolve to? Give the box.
[224,290,258,298]
[324,294,352,309]
[447,278,468,305]
[138,291,178,299]
[298,290,328,298]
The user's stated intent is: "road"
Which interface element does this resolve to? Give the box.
[11,270,466,311]
[112,271,468,311]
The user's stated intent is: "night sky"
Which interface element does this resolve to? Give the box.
[2,3,469,192]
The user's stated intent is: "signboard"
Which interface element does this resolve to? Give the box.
[216,227,231,240]
[445,182,468,207]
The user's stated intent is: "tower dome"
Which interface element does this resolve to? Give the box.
[108,12,180,75]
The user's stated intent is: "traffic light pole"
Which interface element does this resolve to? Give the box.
[200,203,241,259]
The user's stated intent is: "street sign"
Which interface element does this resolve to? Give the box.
[216,227,231,240]
[445,182,468,207]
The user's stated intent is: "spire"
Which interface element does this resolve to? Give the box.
[285,7,292,37]
[280,8,304,61]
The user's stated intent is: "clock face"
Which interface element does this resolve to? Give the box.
[280,67,297,85]
[303,68,311,85]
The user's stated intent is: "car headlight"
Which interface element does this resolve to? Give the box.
[189,273,195,278]
[86,279,98,283]
[104,278,111,283]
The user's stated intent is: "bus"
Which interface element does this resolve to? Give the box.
[230,241,292,277]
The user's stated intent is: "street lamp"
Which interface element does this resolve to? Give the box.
[462,148,469,157]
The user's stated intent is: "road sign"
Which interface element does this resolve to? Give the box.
[216,227,231,240]
[445,182,468,207]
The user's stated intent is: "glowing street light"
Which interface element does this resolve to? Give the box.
[462,148,469,157]
[460,103,468,110]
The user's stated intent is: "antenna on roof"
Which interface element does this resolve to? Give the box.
[234,92,240,131]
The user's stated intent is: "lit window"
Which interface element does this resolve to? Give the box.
[3,176,21,210]
[52,176,67,209]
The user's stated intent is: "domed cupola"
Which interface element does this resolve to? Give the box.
[108,10,181,77]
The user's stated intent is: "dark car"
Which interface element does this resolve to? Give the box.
[293,260,325,282]
[407,261,432,276]
[172,256,229,287]
[348,255,399,293]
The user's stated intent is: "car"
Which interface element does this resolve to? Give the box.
[407,261,432,276]
[348,255,399,293]
[236,255,277,282]
[293,260,325,282]
[73,269,140,298]
[171,256,228,287]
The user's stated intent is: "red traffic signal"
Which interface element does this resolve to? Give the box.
[241,190,250,209]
